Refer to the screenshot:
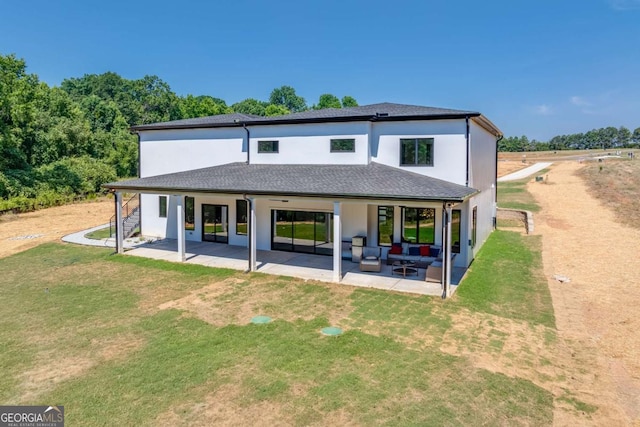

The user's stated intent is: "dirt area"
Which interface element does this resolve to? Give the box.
[0,198,114,259]
[529,161,640,426]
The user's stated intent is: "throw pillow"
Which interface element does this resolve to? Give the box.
[420,245,430,256]
[408,247,420,256]
[389,245,402,255]
[429,247,440,258]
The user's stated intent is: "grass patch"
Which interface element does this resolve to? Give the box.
[0,242,555,425]
[576,158,640,230]
[497,178,541,212]
[557,395,598,414]
[453,230,555,328]
[84,226,113,240]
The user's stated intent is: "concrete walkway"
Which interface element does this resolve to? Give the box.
[61,223,150,249]
[498,162,553,182]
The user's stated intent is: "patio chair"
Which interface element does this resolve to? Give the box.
[425,260,442,283]
[359,247,381,273]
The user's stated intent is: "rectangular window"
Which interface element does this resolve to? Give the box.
[402,207,435,244]
[236,199,247,235]
[452,209,461,253]
[330,138,355,152]
[377,206,394,246]
[185,196,195,230]
[400,138,434,166]
[159,196,167,218]
[258,140,279,153]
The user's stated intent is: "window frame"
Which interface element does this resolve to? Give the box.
[158,195,167,218]
[399,138,434,166]
[258,140,279,153]
[184,196,195,231]
[330,138,356,153]
[452,209,461,253]
[377,206,394,246]
[401,207,436,245]
[236,199,247,235]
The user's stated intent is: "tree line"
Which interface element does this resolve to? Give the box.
[499,126,640,152]
[0,53,358,212]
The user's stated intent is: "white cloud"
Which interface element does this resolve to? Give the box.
[534,104,552,115]
[608,0,640,10]
[570,96,592,107]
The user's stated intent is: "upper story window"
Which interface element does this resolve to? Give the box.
[330,138,355,152]
[400,138,434,166]
[258,140,279,153]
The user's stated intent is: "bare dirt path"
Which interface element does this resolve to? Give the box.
[528,161,640,426]
[0,198,114,259]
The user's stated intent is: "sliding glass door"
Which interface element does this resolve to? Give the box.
[271,210,333,255]
[202,204,228,243]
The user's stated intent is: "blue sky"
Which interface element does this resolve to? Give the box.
[2,0,639,140]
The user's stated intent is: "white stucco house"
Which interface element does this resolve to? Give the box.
[105,103,502,297]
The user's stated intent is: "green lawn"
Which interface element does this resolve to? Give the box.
[0,234,561,425]
[84,226,113,240]
[497,175,546,212]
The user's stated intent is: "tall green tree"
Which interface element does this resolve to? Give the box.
[264,104,290,116]
[231,98,269,116]
[341,95,358,107]
[178,95,229,118]
[315,94,341,109]
[632,127,640,146]
[269,86,306,113]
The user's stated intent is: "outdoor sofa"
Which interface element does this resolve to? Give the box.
[386,243,442,269]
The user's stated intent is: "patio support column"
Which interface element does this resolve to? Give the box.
[176,195,186,262]
[333,201,342,283]
[115,191,124,254]
[443,203,453,298]
[249,197,257,272]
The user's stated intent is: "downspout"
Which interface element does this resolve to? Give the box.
[113,191,119,254]
[465,116,470,187]
[494,135,504,229]
[243,124,250,164]
[242,194,252,273]
[136,132,141,178]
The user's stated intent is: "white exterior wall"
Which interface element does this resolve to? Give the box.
[135,116,496,268]
[139,128,247,177]
[468,120,498,258]
[371,120,468,185]
[250,122,369,165]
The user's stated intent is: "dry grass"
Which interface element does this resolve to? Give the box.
[576,158,640,230]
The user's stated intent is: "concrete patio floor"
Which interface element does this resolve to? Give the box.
[126,239,465,296]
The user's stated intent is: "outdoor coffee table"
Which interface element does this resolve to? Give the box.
[392,260,418,277]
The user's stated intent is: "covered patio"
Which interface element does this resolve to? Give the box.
[106,162,478,298]
[126,239,466,296]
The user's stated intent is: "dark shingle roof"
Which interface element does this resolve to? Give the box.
[105,162,478,202]
[131,102,483,131]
